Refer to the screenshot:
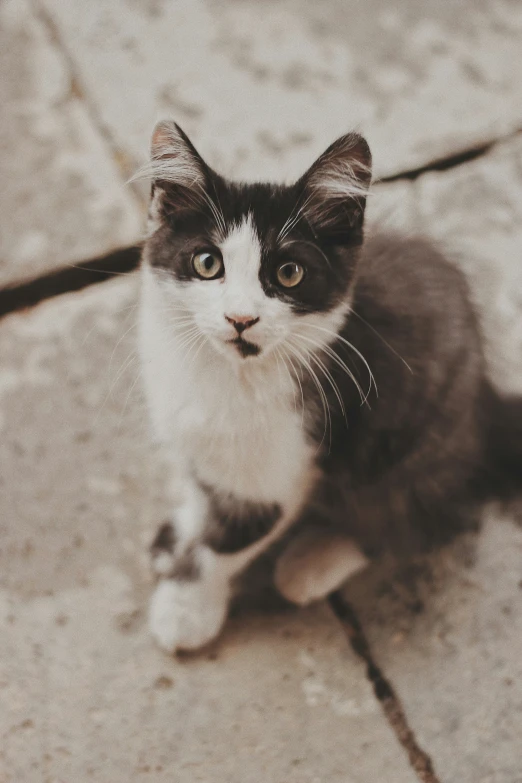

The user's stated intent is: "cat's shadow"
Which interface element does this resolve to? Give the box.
[176,497,522,662]
[176,525,486,664]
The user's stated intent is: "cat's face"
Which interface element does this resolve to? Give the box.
[140,122,371,366]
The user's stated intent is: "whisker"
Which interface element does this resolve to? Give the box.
[277,192,315,243]
[163,316,197,327]
[274,347,297,415]
[304,322,377,404]
[200,190,227,240]
[110,349,138,392]
[118,365,143,427]
[295,332,365,405]
[281,238,332,269]
[280,345,305,426]
[117,301,142,314]
[169,328,203,355]
[63,263,138,278]
[285,341,331,452]
[206,186,228,240]
[291,337,348,423]
[107,320,139,378]
[186,332,208,371]
[350,308,413,374]
[93,350,138,427]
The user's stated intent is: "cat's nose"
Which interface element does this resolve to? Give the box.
[225,314,260,334]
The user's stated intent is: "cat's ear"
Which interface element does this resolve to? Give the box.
[147,121,207,189]
[298,133,372,236]
[131,120,209,209]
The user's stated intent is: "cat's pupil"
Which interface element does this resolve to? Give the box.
[276,261,304,288]
[204,256,213,270]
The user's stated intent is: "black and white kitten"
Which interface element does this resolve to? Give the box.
[136,121,521,653]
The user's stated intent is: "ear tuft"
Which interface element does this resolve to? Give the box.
[299,133,372,233]
[130,120,206,189]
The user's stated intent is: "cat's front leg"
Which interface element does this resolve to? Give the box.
[149,524,231,652]
[148,473,232,653]
[148,482,291,653]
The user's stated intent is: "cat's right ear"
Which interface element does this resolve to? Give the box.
[130,120,208,209]
[297,133,372,237]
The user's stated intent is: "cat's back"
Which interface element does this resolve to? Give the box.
[333,231,486,462]
[359,232,474,320]
[354,231,482,363]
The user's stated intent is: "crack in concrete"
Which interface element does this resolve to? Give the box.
[30,0,144,201]
[379,127,522,183]
[328,592,442,783]
[0,246,141,318]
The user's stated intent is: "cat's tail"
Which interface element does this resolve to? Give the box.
[483,384,522,499]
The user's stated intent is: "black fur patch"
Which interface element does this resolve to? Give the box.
[169,548,200,581]
[202,486,282,554]
[150,521,176,554]
[229,336,261,358]
[150,522,200,581]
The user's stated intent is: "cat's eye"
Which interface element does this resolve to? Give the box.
[276,262,305,288]
[192,250,224,280]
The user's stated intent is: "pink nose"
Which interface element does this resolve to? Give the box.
[225,314,260,334]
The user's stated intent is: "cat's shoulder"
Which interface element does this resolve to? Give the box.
[359,230,471,307]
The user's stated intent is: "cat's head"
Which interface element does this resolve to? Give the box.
[138,121,371,365]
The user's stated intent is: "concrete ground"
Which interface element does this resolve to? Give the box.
[1,1,521,781]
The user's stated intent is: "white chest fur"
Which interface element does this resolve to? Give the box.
[178,371,311,509]
[139,268,315,514]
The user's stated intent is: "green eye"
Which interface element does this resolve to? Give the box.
[277,262,305,288]
[192,250,224,280]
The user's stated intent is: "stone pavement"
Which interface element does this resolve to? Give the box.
[1,1,521,781]
[0,0,142,286]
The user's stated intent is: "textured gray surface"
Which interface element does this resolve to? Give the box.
[344,514,522,783]
[0,279,417,783]
[0,0,141,286]
[38,0,522,182]
[2,1,522,780]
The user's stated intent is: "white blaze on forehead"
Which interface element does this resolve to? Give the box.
[218,214,264,312]
[220,214,261,276]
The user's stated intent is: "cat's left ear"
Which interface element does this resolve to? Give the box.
[131,120,210,207]
[298,133,372,236]
[147,120,207,189]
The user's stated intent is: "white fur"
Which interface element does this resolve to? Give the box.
[309,160,371,201]
[140,215,354,651]
[140,216,316,504]
[149,547,230,652]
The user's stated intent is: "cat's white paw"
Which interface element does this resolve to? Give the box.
[275,529,369,606]
[149,575,230,653]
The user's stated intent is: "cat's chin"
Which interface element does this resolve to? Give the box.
[227,337,261,359]
[210,334,266,362]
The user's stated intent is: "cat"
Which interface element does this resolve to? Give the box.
[135,120,522,653]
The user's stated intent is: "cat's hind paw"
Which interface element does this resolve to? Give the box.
[274,529,369,606]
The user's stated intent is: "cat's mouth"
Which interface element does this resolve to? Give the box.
[228,336,261,358]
